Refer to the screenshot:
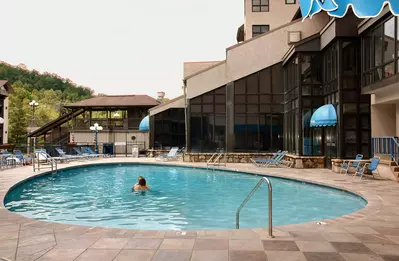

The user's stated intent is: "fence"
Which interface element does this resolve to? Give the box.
[9,141,147,157]
[371,136,399,165]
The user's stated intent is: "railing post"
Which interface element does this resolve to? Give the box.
[236,177,273,238]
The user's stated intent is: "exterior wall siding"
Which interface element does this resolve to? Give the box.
[244,0,299,41]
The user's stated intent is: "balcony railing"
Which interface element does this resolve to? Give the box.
[73,118,142,130]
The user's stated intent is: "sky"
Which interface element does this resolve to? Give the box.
[0,0,243,99]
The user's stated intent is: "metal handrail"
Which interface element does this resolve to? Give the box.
[236,177,274,238]
[206,148,220,169]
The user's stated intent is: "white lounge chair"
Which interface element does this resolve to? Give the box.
[156,147,179,161]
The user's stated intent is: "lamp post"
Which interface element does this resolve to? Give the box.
[29,100,39,127]
[90,123,103,154]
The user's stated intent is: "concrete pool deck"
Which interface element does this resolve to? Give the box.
[0,158,399,261]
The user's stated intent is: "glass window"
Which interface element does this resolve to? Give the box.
[252,0,269,12]
[374,25,383,67]
[285,0,295,3]
[247,73,259,93]
[235,95,246,104]
[384,17,395,63]
[272,65,284,93]
[235,79,246,94]
[252,25,270,37]
[260,68,271,93]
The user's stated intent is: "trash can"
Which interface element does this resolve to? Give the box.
[103,143,114,156]
[132,146,139,158]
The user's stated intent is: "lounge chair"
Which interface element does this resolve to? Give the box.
[73,147,98,158]
[340,154,363,175]
[13,150,31,165]
[156,147,179,161]
[34,149,64,163]
[354,156,381,180]
[250,150,281,167]
[82,147,102,157]
[264,151,288,167]
[55,148,85,160]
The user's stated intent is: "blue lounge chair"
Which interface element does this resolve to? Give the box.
[250,150,281,167]
[73,147,97,158]
[340,154,363,175]
[56,148,85,160]
[264,151,288,167]
[156,147,179,161]
[354,157,381,180]
[82,147,101,157]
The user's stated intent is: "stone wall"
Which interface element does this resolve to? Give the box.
[182,153,325,168]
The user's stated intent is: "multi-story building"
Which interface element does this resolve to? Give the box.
[150,1,399,177]
[0,80,12,145]
[238,0,299,42]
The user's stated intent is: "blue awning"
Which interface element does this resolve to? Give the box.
[139,115,149,131]
[310,104,337,128]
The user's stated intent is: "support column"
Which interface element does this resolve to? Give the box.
[395,103,399,138]
[226,82,235,152]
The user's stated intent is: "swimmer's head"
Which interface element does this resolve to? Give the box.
[138,177,146,186]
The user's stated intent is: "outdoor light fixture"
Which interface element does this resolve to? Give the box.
[29,100,39,127]
[90,123,103,153]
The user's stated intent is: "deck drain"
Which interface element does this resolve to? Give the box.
[316,221,327,225]
[177,231,187,236]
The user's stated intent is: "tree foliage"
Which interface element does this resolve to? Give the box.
[0,62,94,144]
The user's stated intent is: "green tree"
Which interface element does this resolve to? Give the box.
[8,82,30,144]
[0,62,94,144]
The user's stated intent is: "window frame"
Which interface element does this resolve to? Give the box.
[252,0,269,12]
[361,15,399,87]
[252,25,270,38]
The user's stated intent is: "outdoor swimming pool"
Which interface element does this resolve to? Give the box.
[4,164,367,230]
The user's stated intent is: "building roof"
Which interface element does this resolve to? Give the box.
[64,95,160,108]
[0,80,14,96]
[149,95,185,116]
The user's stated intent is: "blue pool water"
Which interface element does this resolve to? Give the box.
[4,164,366,230]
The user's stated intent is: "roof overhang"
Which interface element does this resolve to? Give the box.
[282,34,321,66]
[358,5,392,34]
[0,80,14,97]
[149,95,185,116]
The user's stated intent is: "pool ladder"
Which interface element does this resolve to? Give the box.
[206,148,227,170]
[33,152,58,174]
[236,177,274,238]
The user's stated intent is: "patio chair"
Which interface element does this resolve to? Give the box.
[340,154,363,175]
[73,147,97,158]
[156,147,179,161]
[82,147,102,157]
[264,151,288,167]
[250,150,281,167]
[13,150,31,165]
[34,149,64,163]
[0,151,19,168]
[55,148,85,160]
[354,156,381,180]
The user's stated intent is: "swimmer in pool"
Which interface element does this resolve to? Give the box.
[133,176,150,191]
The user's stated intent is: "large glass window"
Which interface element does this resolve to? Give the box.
[189,86,226,152]
[252,0,269,12]
[151,108,185,149]
[362,15,399,87]
[234,63,284,152]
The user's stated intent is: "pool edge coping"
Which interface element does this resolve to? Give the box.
[0,160,385,232]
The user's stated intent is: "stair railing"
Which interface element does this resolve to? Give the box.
[372,136,399,165]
